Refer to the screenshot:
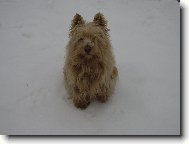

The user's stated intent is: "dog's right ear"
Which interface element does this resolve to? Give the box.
[70,13,85,30]
[69,13,85,37]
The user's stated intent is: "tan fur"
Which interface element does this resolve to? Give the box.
[64,13,118,109]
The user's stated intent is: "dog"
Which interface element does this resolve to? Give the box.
[64,13,118,109]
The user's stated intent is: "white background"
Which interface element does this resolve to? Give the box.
[0,0,185,143]
[0,0,180,135]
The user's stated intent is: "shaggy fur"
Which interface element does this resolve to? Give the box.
[64,13,118,109]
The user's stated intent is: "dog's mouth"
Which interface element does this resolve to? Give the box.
[84,54,93,59]
[78,53,98,59]
[76,54,100,65]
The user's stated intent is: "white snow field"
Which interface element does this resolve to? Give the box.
[0,0,180,135]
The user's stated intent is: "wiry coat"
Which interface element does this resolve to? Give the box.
[64,13,118,109]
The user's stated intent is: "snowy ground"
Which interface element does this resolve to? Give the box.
[0,0,180,135]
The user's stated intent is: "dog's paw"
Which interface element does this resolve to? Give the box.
[96,94,109,103]
[74,100,90,109]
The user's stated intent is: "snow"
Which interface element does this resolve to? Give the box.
[0,0,180,135]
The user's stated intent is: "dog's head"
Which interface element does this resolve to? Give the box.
[67,13,111,64]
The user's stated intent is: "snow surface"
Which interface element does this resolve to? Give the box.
[0,0,180,135]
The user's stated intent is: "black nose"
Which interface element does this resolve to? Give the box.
[84,46,91,54]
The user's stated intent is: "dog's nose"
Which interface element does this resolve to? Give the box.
[84,46,91,54]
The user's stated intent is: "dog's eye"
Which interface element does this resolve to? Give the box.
[78,38,83,42]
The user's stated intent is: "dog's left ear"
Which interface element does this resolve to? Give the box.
[93,13,109,34]
[93,13,107,27]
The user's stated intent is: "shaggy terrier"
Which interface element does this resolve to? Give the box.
[64,13,118,109]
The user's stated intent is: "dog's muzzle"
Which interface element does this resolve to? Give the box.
[84,45,91,54]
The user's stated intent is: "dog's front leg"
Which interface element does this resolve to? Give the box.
[96,85,110,103]
[72,87,90,109]
[96,92,109,103]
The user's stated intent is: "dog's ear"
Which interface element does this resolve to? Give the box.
[70,13,85,30]
[93,13,109,34]
[69,13,85,37]
[93,13,107,27]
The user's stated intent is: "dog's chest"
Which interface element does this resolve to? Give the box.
[72,62,104,82]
